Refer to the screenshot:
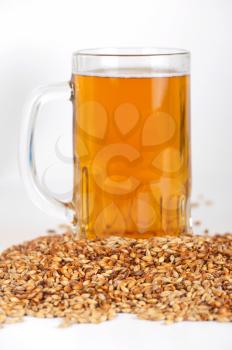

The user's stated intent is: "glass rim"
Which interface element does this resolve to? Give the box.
[73,47,190,57]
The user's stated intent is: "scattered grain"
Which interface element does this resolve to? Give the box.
[0,231,231,326]
[193,220,202,226]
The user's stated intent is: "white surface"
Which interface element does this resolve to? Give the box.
[1,315,232,350]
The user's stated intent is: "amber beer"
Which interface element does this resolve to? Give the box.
[21,48,191,239]
[72,71,191,239]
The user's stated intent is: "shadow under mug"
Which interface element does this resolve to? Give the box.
[20,47,191,239]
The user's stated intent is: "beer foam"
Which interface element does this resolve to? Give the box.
[74,68,189,78]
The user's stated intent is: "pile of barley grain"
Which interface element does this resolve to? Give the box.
[0,231,231,326]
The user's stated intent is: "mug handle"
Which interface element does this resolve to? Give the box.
[19,82,75,223]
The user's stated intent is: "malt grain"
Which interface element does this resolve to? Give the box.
[0,231,231,326]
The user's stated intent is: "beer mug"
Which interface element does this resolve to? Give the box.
[20,48,191,239]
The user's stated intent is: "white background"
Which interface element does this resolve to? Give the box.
[0,0,232,349]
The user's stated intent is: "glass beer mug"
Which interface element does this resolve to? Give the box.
[20,48,191,239]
